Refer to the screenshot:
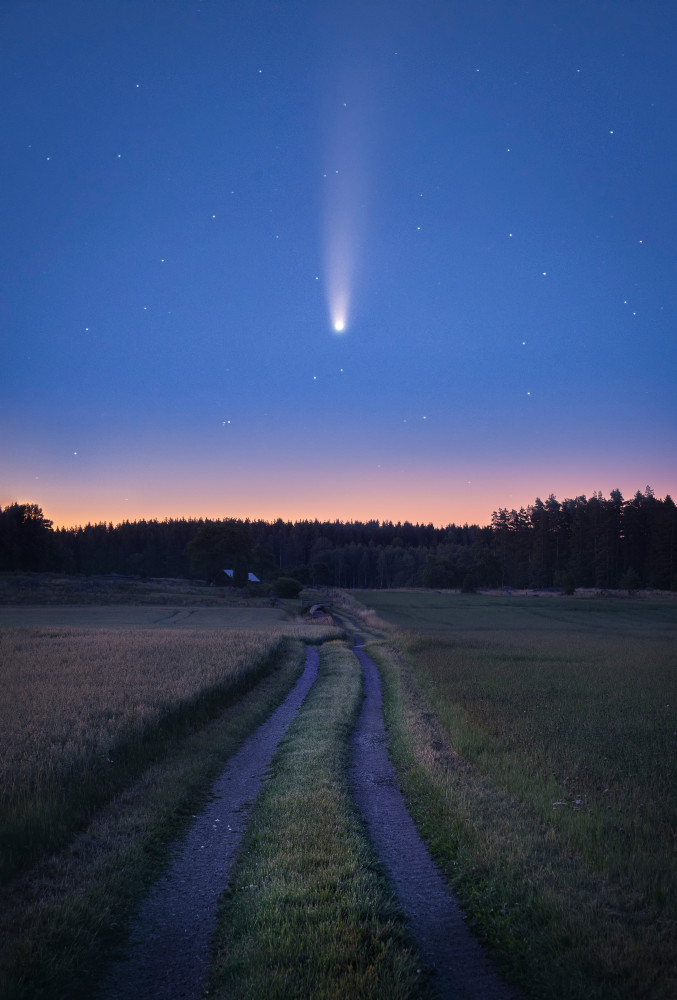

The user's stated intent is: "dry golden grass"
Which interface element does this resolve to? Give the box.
[2,627,280,779]
[0,626,292,880]
[1,641,308,1000]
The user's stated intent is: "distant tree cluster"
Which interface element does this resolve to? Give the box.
[490,487,676,591]
[1,487,675,591]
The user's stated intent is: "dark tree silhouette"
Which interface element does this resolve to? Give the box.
[0,503,55,571]
[4,488,676,591]
[185,520,251,582]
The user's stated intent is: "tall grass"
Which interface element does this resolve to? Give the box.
[208,642,427,1000]
[402,628,677,890]
[1,642,307,1000]
[0,626,290,881]
[357,593,677,999]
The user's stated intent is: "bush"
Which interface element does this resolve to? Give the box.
[272,577,304,599]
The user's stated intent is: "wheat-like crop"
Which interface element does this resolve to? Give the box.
[0,626,291,879]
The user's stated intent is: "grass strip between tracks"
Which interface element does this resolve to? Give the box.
[207,640,429,1000]
[0,641,307,1000]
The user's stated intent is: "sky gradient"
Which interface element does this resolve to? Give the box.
[2,1,676,529]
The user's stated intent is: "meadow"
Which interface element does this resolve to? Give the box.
[0,601,340,998]
[0,572,262,606]
[0,624,292,881]
[352,590,677,999]
[1,602,341,884]
[4,583,676,999]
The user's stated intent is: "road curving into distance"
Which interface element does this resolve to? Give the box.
[98,646,319,1000]
[350,635,520,1000]
[98,628,518,999]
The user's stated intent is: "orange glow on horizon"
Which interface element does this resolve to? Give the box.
[13,457,675,532]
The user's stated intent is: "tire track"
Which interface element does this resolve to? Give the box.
[98,646,319,1000]
[350,638,519,1000]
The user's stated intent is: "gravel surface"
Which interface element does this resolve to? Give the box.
[350,639,520,1000]
[97,635,520,999]
[97,646,319,1000]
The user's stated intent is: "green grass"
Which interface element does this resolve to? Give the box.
[351,588,677,635]
[207,641,429,1000]
[350,591,677,1000]
[0,642,307,1000]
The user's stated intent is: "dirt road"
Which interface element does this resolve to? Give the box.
[97,633,517,999]
[350,638,519,1000]
[97,647,319,1000]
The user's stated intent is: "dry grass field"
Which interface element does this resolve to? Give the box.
[0,572,255,606]
[0,626,288,880]
[0,604,296,629]
[0,594,341,883]
[0,578,345,997]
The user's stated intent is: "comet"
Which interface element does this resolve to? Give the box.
[322,82,369,336]
[324,177,355,334]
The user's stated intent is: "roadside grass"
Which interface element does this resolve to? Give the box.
[0,623,338,882]
[353,592,677,999]
[207,641,429,1000]
[0,641,307,1000]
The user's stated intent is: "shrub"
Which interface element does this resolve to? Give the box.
[273,577,304,599]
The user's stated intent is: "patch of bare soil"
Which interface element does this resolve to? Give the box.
[350,639,520,1000]
[97,647,319,1000]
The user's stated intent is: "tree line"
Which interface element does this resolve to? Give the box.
[1,487,675,591]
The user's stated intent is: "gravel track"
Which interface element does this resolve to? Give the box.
[97,634,519,1000]
[350,638,519,1000]
[97,646,319,1000]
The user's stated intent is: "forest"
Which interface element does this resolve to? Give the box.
[0,487,675,592]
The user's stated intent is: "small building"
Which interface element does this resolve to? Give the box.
[224,569,260,583]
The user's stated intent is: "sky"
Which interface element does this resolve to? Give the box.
[2,0,676,529]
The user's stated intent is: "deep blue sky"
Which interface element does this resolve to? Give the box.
[2,1,675,527]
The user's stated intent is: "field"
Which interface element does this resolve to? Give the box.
[0,572,268,606]
[1,624,290,880]
[0,595,341,999]
[3,583,676,999]
[352,590,677,999]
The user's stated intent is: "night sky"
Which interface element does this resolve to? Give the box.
[2,1,675,529]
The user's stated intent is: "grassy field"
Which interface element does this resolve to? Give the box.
[0,604,296,629]
[0,572,267,606]
[351,590,677,1000]
[0,641,308,1000]
[0,596,341,882]
[1,625,300,881]
[0,592,341,999]
[208,641,428,1000]
[4,582,675,998]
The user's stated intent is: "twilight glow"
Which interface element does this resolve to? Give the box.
[2,1,675,530]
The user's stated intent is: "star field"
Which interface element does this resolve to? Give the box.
[1,0,675,528]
